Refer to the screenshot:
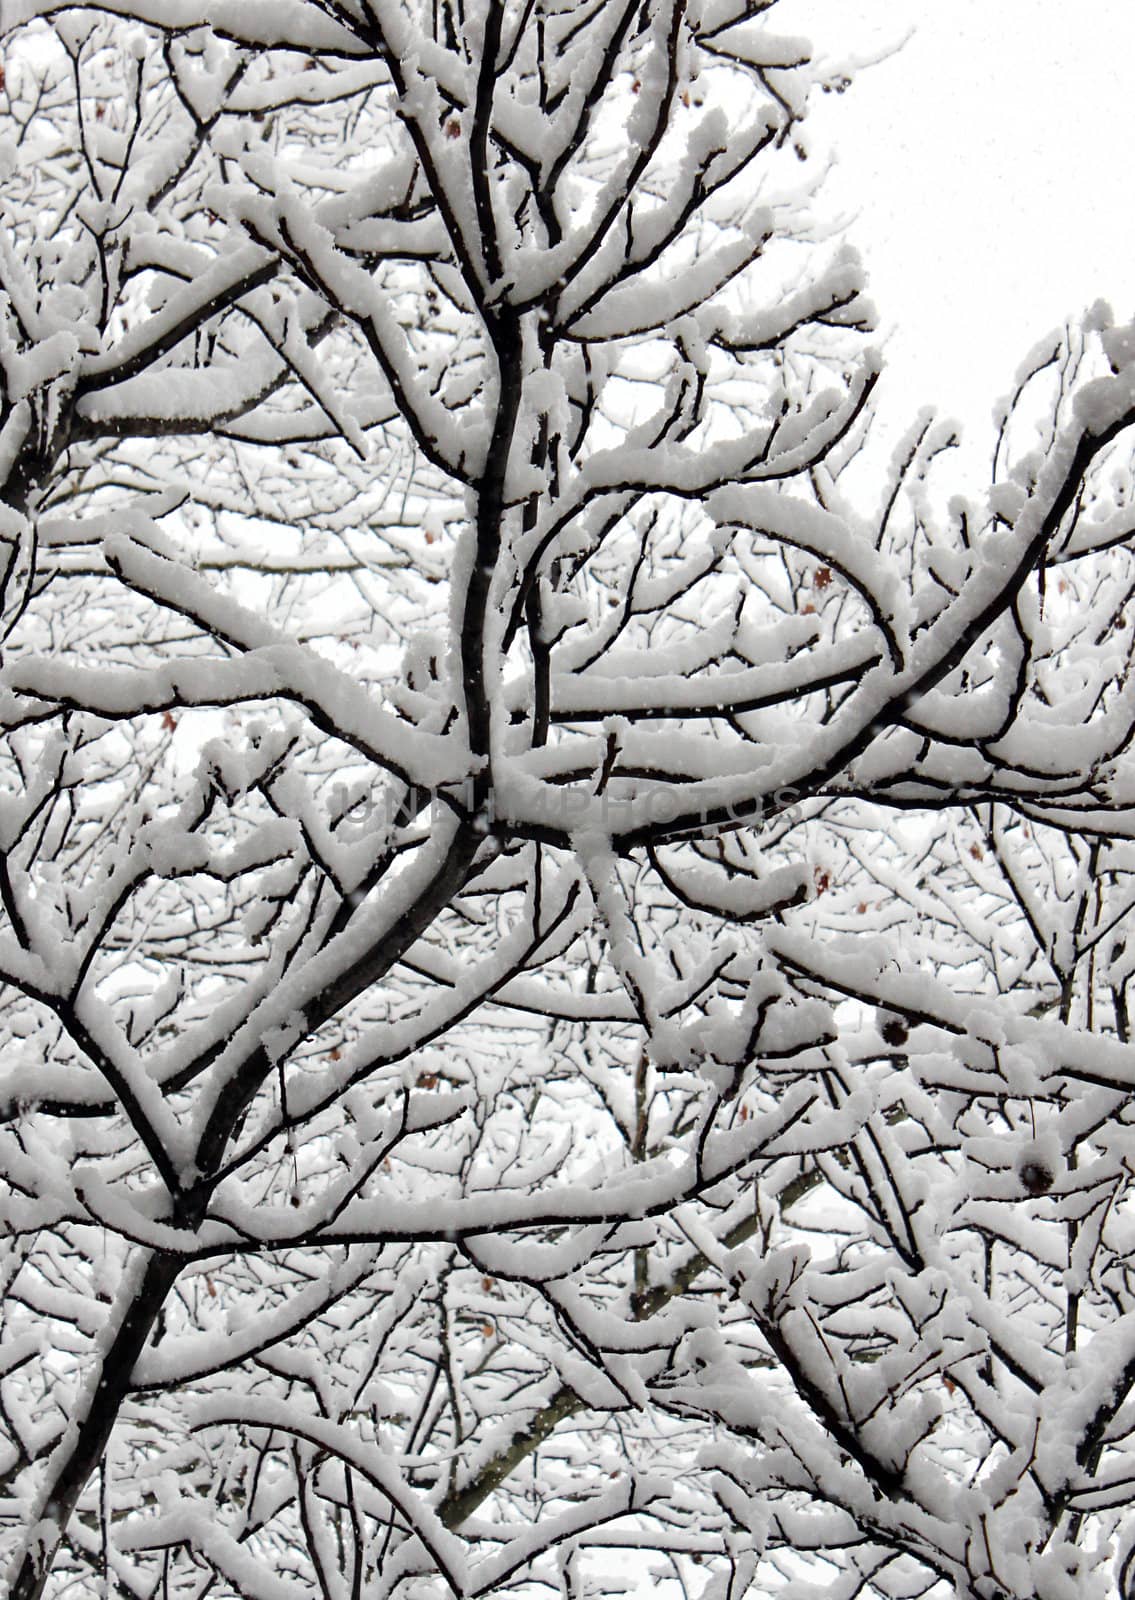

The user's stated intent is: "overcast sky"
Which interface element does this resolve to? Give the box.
[790,0,1135,477]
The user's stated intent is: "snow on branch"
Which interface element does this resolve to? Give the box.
[2,5,1135,1600]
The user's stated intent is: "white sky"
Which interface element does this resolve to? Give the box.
[790,0,1135,477]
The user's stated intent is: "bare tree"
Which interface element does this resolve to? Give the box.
[1,3,1134,1599]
